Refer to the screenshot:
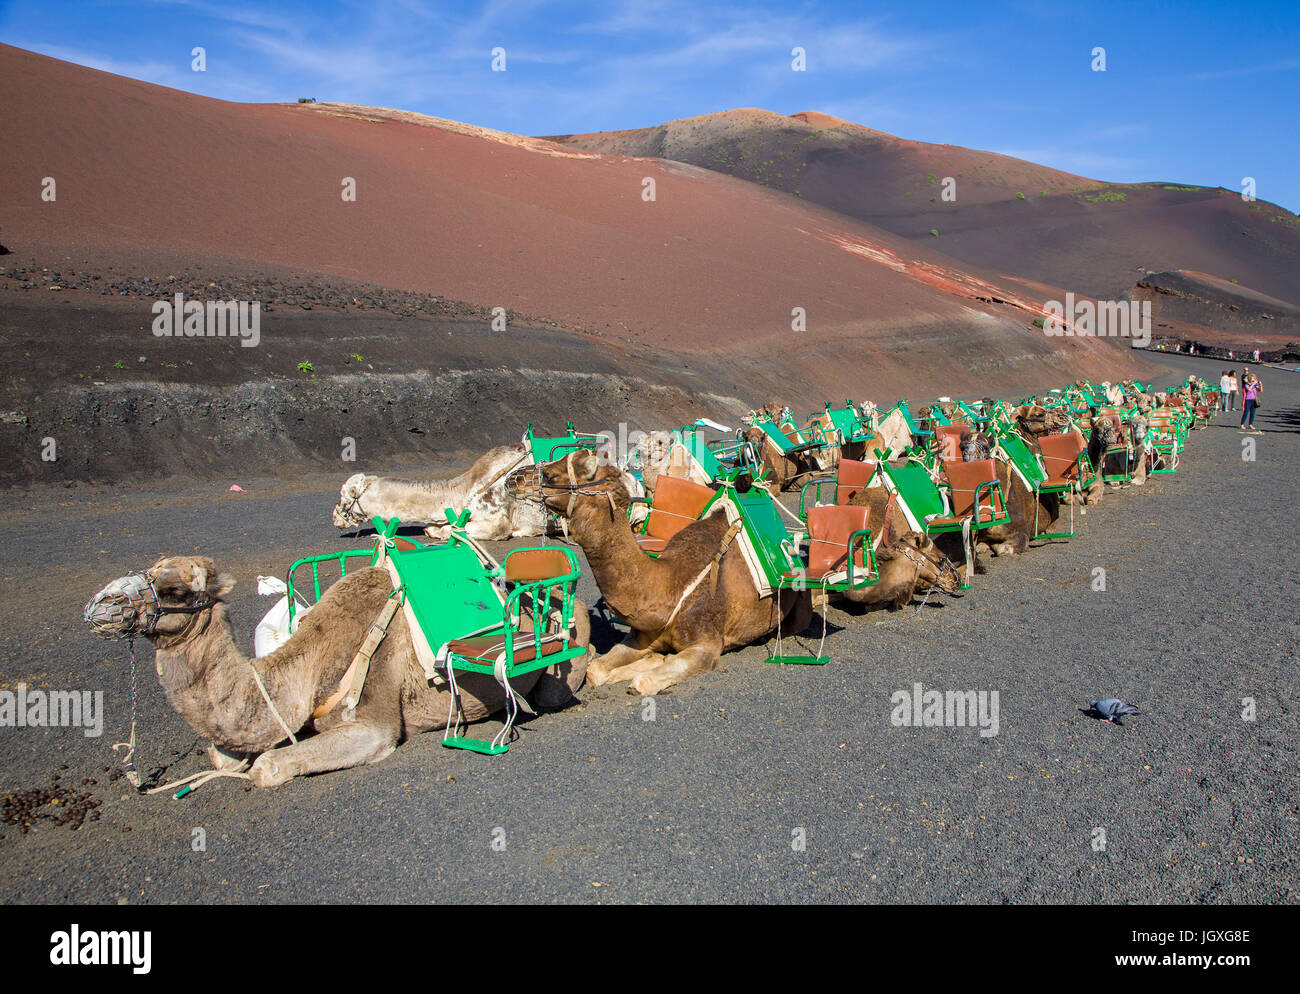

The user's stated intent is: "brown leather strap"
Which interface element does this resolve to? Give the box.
[312,592,404,720]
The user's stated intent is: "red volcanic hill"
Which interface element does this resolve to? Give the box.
[550,108,1102,213]
[551,110,1300,307]
[0,40,1159,415]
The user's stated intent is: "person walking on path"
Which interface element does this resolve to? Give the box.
[1219,370,1232,412]
[1240,373,1262,433]
[1226,372,1239,411]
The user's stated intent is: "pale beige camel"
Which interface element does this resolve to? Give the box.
[874,406,914,457]
[84,557,589,786]
[332,443,544,541]
[509,450,813,696]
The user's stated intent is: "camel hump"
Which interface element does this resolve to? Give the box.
[654,506,734,565]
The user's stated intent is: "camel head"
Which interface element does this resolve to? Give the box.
[332,473,371,529]
[85,556,234,642]
[506,449,630,521]
[960,430,993,462]
[638,430,675,475]
[753,401,787,420]
[882,532,963,594]
[1129,412,1149,448]
[1015,404,1068,437]
[1090,417,1121,449]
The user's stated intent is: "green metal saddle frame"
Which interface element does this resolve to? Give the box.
[992,425,1078,540]
[286,513,585,756]
[524,422,602,464]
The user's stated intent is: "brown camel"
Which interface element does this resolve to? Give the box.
[84,556,589,787]
[742,414,835,491]
[958,431,1059,556]
[509,450,813,696]
[1014,406,1105,503]
[844,484,968,600]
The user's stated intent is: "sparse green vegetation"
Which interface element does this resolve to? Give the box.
[1015,192,1026,200]
[929,229,939,237]
[1081,190,1126,204]
[113,359,126,369]
[349,353,365,362]
[1033,316,1046,328]
[297,360,314,373]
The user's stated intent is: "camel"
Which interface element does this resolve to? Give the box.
[1013,405,1104,503]
[742,404,838,491]
[958,430,1060,557]
[874,405,914,457]
[829,484,965,608]
[742,422,809,490]
[1127,412,1150,484]
[84,556,590,787]
[508,450,813,696]
[845,532,964,609]
[1012,403,1071,438]
[333,443,544,540]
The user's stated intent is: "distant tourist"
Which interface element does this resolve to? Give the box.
[1253,349,1261,362]
[1240,373,1262,432]
[1226,372,1239,410]
[1219,370,1232,411]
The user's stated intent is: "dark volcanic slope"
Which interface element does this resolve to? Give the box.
[897,186,1300,306]
[552,110,1300,306]
[1135,269,1300,351]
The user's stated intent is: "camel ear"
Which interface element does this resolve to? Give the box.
[212,572,236,599]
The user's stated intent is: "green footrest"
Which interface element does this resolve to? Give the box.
[441,736,508,755]
[767,655,830,666]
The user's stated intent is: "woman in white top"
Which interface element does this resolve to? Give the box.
[1226,372,1239,411]
[1219,370,1232,411]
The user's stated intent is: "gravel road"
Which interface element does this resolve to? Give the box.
[1,353,1295,904]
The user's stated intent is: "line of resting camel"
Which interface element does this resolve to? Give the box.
[84,377,1204,788]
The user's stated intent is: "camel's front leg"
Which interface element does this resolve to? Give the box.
[248,721,398,787]
[600,653,668,687]
[587,641,654,686]
[629,645,721,697]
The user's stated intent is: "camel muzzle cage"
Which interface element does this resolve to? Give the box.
[503,464,545,502]
[900,542,964,595]
[84,570,212,640]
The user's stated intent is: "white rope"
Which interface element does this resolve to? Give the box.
[756,482,809,528]
[491,654,520,750]
[247,659,298,746]
[146,768,249,797]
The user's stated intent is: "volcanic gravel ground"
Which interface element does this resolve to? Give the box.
[0,354,1295,903]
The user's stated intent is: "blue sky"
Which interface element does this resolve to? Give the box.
[5,0,1298,210]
